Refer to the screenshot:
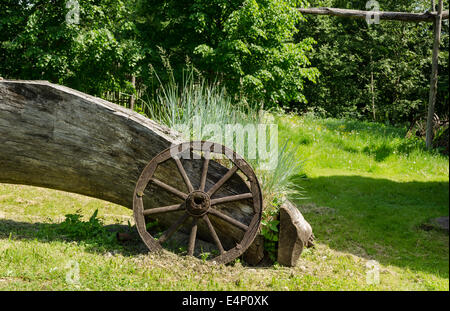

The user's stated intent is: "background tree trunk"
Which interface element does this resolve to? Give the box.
[129,75,136,111]
[426,0,443,149]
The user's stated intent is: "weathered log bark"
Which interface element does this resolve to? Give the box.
[277,200,314,267]
[0,80,261,259]
[298,7,449,23]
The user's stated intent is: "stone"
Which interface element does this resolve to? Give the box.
[431,216,449,233]
[277,200,314,267]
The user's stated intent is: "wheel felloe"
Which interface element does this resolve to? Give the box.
[133,141,263,264]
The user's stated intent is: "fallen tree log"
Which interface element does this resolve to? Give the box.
[0,80,262,262]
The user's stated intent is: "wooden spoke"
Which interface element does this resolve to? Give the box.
[187,218,198,256]
[143,204,184,216]
[207,165,238,196]
[174,157,194,193]
[208,208,249,231]
[158,213,189,244]
[199,151,210,191]
[210,193,253,205]
[133,141,263,264]
[202,214,225,255]
[151,178,188,200]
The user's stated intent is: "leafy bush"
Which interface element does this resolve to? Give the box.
[58,209,114,243]
[136,0,318,107]
[261,202,280,262]
[0,0,141,96]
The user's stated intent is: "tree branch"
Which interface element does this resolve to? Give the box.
[297,7,449,23]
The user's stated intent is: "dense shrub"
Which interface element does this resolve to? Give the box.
[136,0,319,107]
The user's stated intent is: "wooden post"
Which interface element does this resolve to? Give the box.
[298,4,448,147]
[371,70,376,121]
[426,0,443,149]
[370,52,376,121]
[129,75,136,111]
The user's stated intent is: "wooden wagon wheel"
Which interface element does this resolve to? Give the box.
[133,141,262,264]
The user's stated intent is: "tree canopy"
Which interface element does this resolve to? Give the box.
[0,0,448,124]
[296,0,449,124]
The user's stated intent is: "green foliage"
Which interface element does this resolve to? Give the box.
[58,209,114,243]
[1,0,448,126]
[145,219,160,231]
[0,115,448,290]
[258,139,305,204]
[0,0,319,107]
[295,0,449,124]
[136,0,318,106]
[143,60,257,131]
[261,202,280,262]
[0,0,142,96]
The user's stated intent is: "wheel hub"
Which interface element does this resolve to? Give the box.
[185,190,210,217]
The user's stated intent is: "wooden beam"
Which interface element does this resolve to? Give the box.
[298,7,449,23]
[426,0,444,149]
[129,75,136,111]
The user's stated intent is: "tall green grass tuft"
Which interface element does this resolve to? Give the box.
[142,66,258,132]
[258,141,306,208]
[141,62,305,210]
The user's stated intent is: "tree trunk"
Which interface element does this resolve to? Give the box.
[129,75,136,111]
[426,0,443,149]
[370,53,376,121]
[0,80,261,258]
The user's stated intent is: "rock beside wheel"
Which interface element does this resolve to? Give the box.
[431,216,449,233]
[277,200,314,267]
[421,216,449,234]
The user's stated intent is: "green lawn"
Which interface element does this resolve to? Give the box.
[0,116,448,290]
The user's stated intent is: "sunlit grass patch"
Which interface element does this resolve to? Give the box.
[0,115,448,291]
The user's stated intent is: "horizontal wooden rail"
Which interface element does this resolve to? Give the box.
[298,7,449,22]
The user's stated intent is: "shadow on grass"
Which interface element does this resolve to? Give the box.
[321,119,427,160]
[294,175,449,277]
[322,119,406,139]
[0,220,220,261]
[340,140,426,162]
[0,220,149,256]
